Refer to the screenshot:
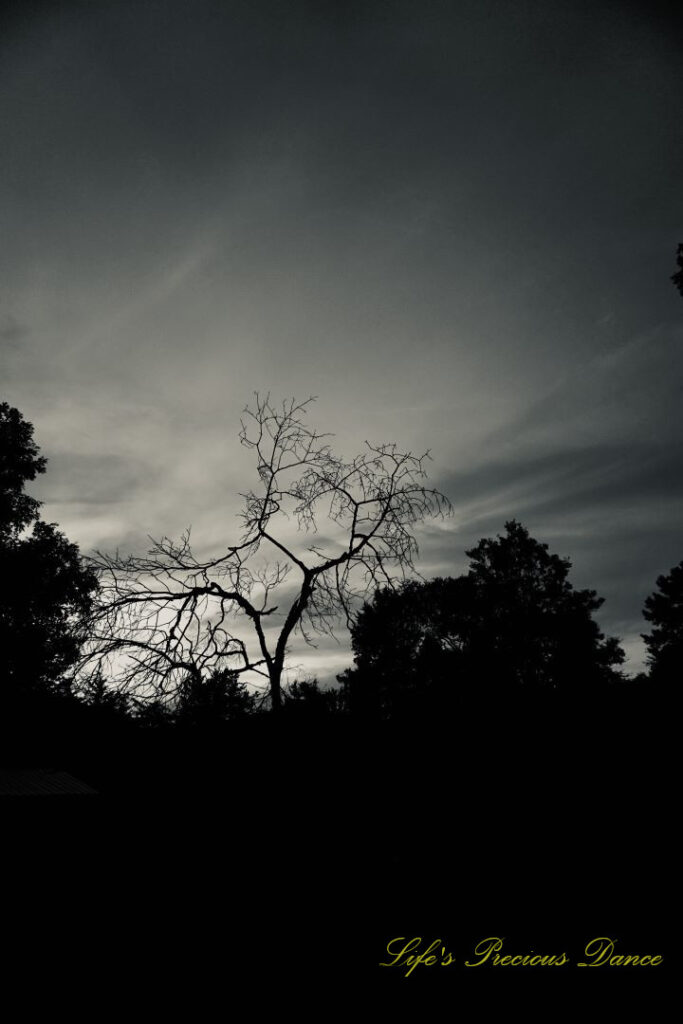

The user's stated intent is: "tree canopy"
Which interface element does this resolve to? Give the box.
[341,520,625,719]
[672,242,683,298]
[0,401,98,695]
[174,668,259,727]
[462,520,624,689]
[642,559,683,685]
[0,400,46,539]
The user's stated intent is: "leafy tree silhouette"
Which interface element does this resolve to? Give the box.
[642,560,683,685]
[281,678,345,720]
[0,401,45,538]
[174,668,258,727]
[341,520,625,719]
[338,576,468,720]
[672,242,683,297]
[463,520,624,691]
[0,401,98,697]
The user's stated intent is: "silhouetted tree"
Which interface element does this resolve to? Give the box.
[672,243,683,297]
[642,559,683,685]
[132,698,176,729]
[0,402,98,697]
[84,394,451,713]
[463,520,625,691]
[77,665,132,717]
[339,576,468,720]
[175,668,258,727]
[282,679,345,719]
[0,401,45,538]
[341,521,625,719]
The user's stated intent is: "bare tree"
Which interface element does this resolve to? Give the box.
[81,395,452,712]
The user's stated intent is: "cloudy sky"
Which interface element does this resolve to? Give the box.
[1,0,681,681]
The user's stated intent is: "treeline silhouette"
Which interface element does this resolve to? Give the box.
[1,400,676,792]
[5,241,679,989]
[2,399,676,991]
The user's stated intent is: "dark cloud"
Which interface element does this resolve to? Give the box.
[440,441,683,521]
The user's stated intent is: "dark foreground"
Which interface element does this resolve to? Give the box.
[1,695,672,1004]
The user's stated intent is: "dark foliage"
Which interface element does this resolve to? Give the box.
[1,519,98,691]
[174,668,259,727]
[672,242,683,297]
[0,400,46,538]
[282,678,345,719]
[341,520,625,720]
[77,664,132,717]
[0,401,98,697]
[338,577,468,720]
[642,559,683,684]
[462,520,625,689]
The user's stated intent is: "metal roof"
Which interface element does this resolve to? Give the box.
[0,769,98,796]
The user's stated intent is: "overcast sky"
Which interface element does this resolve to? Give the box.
[1,0,681,681]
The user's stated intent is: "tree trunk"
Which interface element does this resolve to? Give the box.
[269,663,283,713]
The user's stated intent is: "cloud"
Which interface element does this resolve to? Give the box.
[37,451,162,506]
[2,0,680,682]
[0,314,29,343]
[421,327,683,673]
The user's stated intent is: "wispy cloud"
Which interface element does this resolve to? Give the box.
[2,0,680,681]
